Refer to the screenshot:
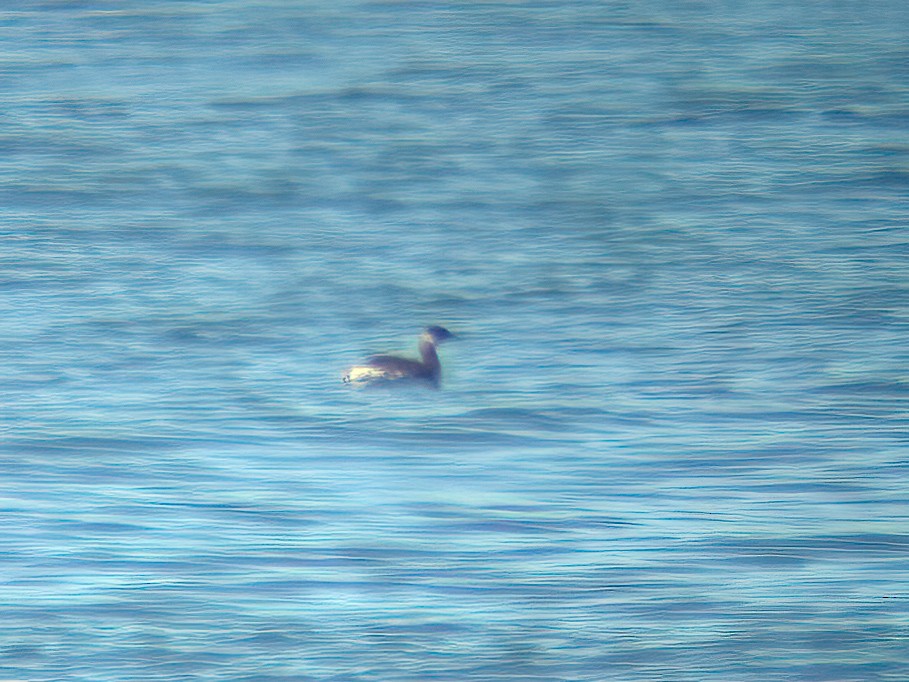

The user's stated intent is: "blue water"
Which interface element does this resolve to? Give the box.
[2,2,908,680]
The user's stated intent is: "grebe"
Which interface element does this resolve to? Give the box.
[342,326,456,387]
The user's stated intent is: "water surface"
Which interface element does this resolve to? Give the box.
[2,1,908,680]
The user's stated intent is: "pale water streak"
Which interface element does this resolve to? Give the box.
[1,1,908,680]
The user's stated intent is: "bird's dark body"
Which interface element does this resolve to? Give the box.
[343,326,454,388]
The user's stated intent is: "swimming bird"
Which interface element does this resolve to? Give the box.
[342,326,456,388]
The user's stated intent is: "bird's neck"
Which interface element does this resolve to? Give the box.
[419,339,440,373]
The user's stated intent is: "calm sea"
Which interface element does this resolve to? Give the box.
[2,2,907,680]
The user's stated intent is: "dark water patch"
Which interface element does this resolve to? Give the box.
[818,379,909,397]
[2,435,186,456]
[300,422,574,451]
[708,533,909,560]
[439,518,570,536]
[447,407,573,433]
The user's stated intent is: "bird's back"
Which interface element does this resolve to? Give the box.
[342,354,434,386]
